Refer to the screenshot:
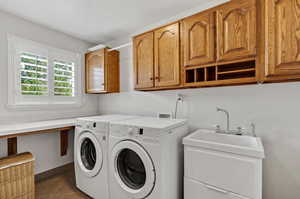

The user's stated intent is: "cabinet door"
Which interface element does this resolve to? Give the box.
[217,0,256,61]
[85,49,106,93]
[266,0,300,77]
[133,32,155,89]
[185,178,250,199]
[154,23,180,87]
[182,12,215,66]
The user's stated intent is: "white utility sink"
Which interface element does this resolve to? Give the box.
[183,129,265,158]
[183,129,265,199]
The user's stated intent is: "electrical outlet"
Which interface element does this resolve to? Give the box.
[157,113,173,119]
[177,93,184,102]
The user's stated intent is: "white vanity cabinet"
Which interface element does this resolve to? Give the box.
[183,130,265,199]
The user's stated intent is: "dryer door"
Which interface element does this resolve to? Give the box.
[77,131,103,177]
[112,140,156,199]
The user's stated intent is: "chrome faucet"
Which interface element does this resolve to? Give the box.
[215,107,255,136]
[217,107,230,132]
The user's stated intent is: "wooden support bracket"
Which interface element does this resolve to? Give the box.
[60,130,69,156]
[7,137,17,156]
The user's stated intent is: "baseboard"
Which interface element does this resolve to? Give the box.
[35,162,74,182]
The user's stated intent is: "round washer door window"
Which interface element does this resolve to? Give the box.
[77,131,103,177]
[112,141,155,199]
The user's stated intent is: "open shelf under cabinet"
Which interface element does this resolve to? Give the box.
[185,60,256,87]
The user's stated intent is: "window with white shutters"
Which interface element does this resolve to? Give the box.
[8,35,82,108]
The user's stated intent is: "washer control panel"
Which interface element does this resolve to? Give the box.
[76,120,108,132]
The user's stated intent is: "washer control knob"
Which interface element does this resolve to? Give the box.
[139,128,144,135]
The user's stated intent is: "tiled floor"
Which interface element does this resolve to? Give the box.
[35,167,91,199]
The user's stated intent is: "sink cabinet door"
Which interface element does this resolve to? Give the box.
[182,11,216,67]
[265,0,300,77]
[184,147,261,199]
[185,178,249,199]
[216,0,256,61]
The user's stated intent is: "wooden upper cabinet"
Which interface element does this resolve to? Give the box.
[85,48,119,94]
[216,0,256,61]
[182,12,215,66]
[265,0,300,77]
[133,32,154,89]
[154,23,180,87]
[86,49,105,93]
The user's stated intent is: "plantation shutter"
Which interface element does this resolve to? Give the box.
[54,60,75,97]
[20,53,48,96]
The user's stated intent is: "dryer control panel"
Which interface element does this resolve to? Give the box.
[110,124,169,139]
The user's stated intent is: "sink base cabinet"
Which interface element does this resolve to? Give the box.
[184,146,262,199]
[185,178,250,199]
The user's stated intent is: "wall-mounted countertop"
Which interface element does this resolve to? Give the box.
[0,118,77,139]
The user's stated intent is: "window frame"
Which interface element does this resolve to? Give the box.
[7,34,83,109]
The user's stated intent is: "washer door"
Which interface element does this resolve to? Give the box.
[77,131,103,177]
[112,140,155,199]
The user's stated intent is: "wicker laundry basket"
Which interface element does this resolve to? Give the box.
[0,152,35,199]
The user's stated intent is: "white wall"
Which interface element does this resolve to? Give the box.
[98,45,300,199]
[0,10,99,173]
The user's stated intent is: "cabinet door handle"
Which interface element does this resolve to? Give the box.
[155,77,160,80]
[205,185,228,194]
[150,77,154,80]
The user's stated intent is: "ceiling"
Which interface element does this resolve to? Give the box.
[0,0,213,44]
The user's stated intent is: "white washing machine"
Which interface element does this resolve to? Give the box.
[74,115,138,199]
[108,117,189,199]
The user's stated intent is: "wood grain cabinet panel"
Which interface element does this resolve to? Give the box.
[132,0,261,91]
[85,48,119,94]
[266,0,300,77]
[154,23,180,87]
[217,0,256,61]
[182,12,215,66]
[133,32,155,89]
[86,49,105,93]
